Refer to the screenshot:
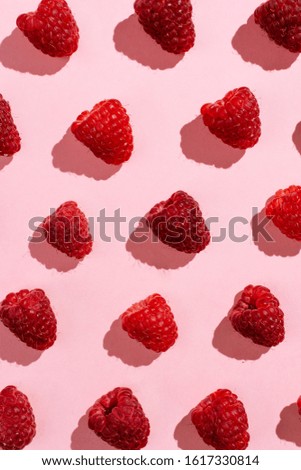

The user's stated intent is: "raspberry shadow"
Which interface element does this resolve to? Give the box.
[0,28,69,76]
[114,15,183,70]
[0,156,13,171]
[180,116,245,168]
[29,230,80,272]
[174,412,213,450]
[0,322,42,366]
[71,410,115,450]
[251,207,301,257]
[103,318,160,367]
[126,218,196,270]
[52,129,121,181]
[212,292,269,361]
[276,403,301,447]
[292,121,301,156]
[232,16,298,71]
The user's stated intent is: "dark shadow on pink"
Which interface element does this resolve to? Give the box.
[180,116,245,168]
[276,403,301,447]
[103,318,160,367]
[0,322,42,365]
[113,14,183,70]
[71,410,115,450]
[0,28,69,75]
[174,412,213,450]
[232,16,298,71]
[251,207,301,257]
[126,218,196,270]
[52,129,121,181]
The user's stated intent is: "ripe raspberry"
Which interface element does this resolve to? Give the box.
[41,201,92,260]
[0,94,21,157]
[229,285,285,347]
[88,387,150,450]
[0,289,57,350]
[16,0,79,57]
[191,389,249,450]
[134,0,195,54]
[254,0,301,53]
[201,87,261,149]
[0,386,36,450]
[266,185,301,241]
[71,99,133,165]
[146,190,210,254]
[121,293,178,353]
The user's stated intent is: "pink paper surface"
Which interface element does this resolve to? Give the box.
[0,0,301,450]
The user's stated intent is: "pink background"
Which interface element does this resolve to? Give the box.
[0,0,301,450]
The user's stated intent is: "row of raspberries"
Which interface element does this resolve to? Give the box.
[26,186,301,259]
[0,87,262,161]
[0,285,285,354]
[13,0,301,58]
[4,0,301,158]
[2,384,301,450]
[0,284,286,451]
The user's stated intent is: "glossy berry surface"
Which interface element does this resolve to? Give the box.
[41,201,93,260]
[0,386,36,450]
[201,87,261,149]
[134,0,195,54]
[0,289,57,350]
[71,99,133,165]
[191,389,249,450]
[146,190,210,254]
[122,293,178,352]
[229,285,285,347]
[266,185,301,241]
[17,0,79,57]
[88,387,150,450]
[254,0,301,53]
[0,94,21,156]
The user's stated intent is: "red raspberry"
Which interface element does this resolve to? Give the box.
[0,386,36,450]
[191,389,249,450]
[121,293,178,352]
[201,87,261,149]
[134,0,195,54]
[266,185,301,241]
[0,289,57,350]
[41,201,93,260]
[146,191,210,254]
[0,94,21,157]
[229,285,285,347]
[88,387,150,450]
[71,99,134,165]
[254,0,301,53]
[16,0,79,58]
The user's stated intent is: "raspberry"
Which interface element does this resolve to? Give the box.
[88,387,150,450]
[201,87,261,149]
[0,386,36,450]
[71,99,134,165]
[266,185,301,240]
[16,0,79,58]
[41,201,93,260]
[121,293,178,352]
[0,289,57,350]
[191,389,249,450]
[254,0,301,53]
[134,0,195,54]
[229,285,285,347]
[146,190,210,254]
[0,94,21,156]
